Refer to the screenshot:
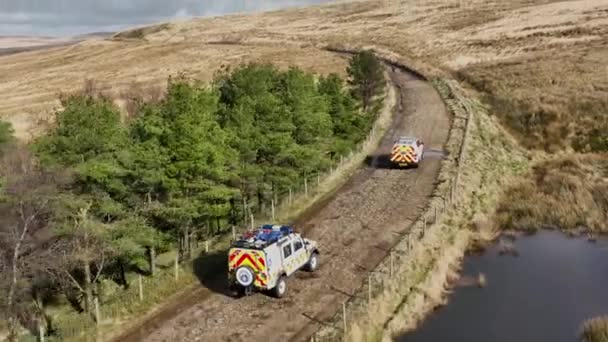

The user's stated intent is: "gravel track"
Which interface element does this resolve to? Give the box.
[114,65,451,342]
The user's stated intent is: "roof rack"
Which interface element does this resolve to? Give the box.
[231,224,295,249]
[397,136,416,144]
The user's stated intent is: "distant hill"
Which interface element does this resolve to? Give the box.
[0,33,112,57]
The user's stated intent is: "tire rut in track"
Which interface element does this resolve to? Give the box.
[113,65,450,342]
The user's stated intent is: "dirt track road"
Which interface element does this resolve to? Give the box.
[116,66,450,342]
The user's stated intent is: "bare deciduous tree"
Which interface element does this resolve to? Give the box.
[0,145,62,341]
[50,199,109,321]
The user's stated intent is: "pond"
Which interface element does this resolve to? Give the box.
[398,230,608,342]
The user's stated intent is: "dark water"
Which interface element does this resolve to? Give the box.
[399,230,608,342]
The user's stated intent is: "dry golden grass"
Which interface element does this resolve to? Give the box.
[1,0,606,147]
[0,42,348,139]
[582,316,608,342]
[496,154,608,232]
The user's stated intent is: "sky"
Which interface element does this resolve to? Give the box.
[0,0,333,37]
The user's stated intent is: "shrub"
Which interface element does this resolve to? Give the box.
[495,155,608,232]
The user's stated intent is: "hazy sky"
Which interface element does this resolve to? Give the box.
[0,0,333,37]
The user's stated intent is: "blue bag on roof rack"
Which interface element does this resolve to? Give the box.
[232,224,296,248]
[256,225,294,243]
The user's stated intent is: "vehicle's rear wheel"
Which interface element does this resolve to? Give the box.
[272,276,287,298]
[236,266,255,287]
[305,253,318,272]
[235,285,254,297]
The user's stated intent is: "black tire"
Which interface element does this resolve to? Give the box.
[272,276,287,298]
[235,285,246,297]
[305,253,319,272]
[236,284,254,297]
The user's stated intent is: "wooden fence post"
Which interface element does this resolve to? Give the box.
[94,297,101,325]
[289,188,293,205]
[389,251,394,278]
[243,198,248,223]
[205,240,209,253]
[368,275,372,305]
[174,254,179,281]
[454,176,458,202]
[449,184,454,204]
[250,214,255,231]
[271,200,276,221]
[38,319,45,342]
[423,215,427,233]
[342,302,347,335]
[138,275,143,302]
[232,226,236,241]
[304,178,308,196]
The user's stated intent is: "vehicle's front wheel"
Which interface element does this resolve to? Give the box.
[272,276,287,298]
[305,253,319,272]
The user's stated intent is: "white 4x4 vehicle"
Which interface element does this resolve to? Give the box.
[228,225,319,298]
[390,136,425,168]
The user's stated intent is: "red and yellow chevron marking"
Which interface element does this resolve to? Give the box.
[228,248,268,287]
[391,145,417,164]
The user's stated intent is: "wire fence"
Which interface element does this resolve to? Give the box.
[308,75,475,342]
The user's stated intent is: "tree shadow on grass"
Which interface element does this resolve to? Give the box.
[191,249,234,297]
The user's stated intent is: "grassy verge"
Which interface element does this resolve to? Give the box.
[582,317,608,342]
[43,67,397,342]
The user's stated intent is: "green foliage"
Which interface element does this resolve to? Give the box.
[319,73,370,155]
[109,216,157,262]
[35,95,128,165]
[130,76,238,241]
[347,50,385,111]
[0,120,14,148]
[216,63,340,204]
[34,62,373,256]
[22,59,382,339]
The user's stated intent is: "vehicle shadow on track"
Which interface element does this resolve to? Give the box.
[192,250,234,297]
[365,154,417,170]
